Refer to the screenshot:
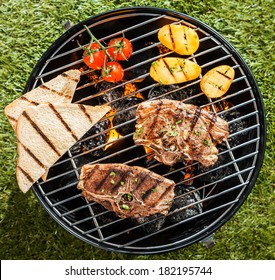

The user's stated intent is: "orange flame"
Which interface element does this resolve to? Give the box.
[104,83,145,150]
[205,100,233,113]
[184,160,195,185]
[144,146,155,162]
[104,109,122,150]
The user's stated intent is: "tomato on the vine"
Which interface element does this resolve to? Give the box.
[81,26,130,83]
[102,62,124,83]
[83,42,107,70]
[107,37,133,61]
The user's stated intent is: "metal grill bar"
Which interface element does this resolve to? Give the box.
[50,91,254,168]
[76,176,249,233]
[95,199,240,247]
[30,10,264,253]
[37,109,260,189]
[42,149,257,229]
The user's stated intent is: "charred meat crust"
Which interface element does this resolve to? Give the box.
[134,99,229,167]
[77,163,176,219]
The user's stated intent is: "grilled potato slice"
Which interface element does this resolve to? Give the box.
[158,24,200,55]
[200,65,235,98]
[150,57,201,85]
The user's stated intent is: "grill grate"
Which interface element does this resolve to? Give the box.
[26,8,265,254]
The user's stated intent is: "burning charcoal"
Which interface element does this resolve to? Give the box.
[198,145,233,183]
[148,83,203,104]
[70,119,110,157]
[131,214,166,233]
[112,97,143,135]
[168,185,202,223]
[219,109,248,148]
[92,203,118,226]
[198,109,248,183]
[97,81,124,109]
[124,66,148,82]
[148,84,181,100]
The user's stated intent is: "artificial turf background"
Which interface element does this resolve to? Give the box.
[0,0,274,260]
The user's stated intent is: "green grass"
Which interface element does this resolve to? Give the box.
[0,0,274,260]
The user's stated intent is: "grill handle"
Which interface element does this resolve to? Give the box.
[63,20,74,30]
[200,234,215,249]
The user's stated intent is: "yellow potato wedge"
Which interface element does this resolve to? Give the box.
[200,65,235,98]
[158,24,200,55]
[150,57,201,85]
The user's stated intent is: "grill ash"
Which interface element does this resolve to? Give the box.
[168,185,203,223]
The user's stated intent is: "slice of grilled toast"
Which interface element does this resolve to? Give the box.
[4,69,81,131]
[16,103,111,193]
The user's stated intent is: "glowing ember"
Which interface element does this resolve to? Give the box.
[103,82,145,151]
[204,100,233,113]
[204,105,211,111]
[218,100,233,111]
[80,66,100,84]
[104,109,122,150]
[124,83,138,95]
[144,146,155,162]
[184,161,195,185]
[157,44,171,54]
[123,82,145,99]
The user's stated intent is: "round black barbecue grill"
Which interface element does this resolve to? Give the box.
[25,7,266,254]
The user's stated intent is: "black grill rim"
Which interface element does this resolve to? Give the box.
[25,7,266,254]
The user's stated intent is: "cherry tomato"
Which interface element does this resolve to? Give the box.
[102,62,124,83]
[83,42,106,70]
[107,37,133,61]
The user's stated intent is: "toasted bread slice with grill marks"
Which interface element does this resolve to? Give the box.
[16,103,111,193]
[4,69,81,131]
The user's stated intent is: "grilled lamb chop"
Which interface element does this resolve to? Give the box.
[133,99,229,167]
[77,163,175,219]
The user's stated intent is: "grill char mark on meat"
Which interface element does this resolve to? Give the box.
[110,170,130,194]
[209,113,217,130]
[188,108,218,140]
[134,172,150,192]
[77,163,176,219]
[134,99,229,167]
[141,183,159,201]
[189,107,201,135]
[94,167,112,191]
[146,100,162,140]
